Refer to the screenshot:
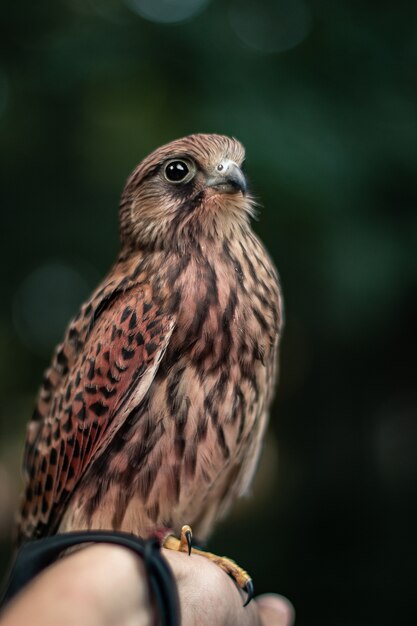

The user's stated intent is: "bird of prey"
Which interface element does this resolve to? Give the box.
[16,134,283,598]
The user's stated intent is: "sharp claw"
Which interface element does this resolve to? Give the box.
[185,529,192,556]
[243,579,254,607]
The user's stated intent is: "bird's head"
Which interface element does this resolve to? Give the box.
[119,134,256,251]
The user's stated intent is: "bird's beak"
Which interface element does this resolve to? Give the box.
[206,161,247,195]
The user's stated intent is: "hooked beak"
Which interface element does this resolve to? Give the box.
[206,161,247,195]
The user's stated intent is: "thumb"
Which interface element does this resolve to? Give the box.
[256,594,295,626]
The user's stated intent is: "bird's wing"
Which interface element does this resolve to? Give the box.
[18,284,174,542]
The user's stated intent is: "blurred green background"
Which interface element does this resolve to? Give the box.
[1,1,416,624]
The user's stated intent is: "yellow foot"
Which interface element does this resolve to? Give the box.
[163,525,254,606]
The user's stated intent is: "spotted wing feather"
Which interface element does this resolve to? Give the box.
[18,288,174,542]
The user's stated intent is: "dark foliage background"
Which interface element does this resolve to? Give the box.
[1,1,416,624]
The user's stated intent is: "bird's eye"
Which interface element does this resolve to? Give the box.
[164,159,194,184]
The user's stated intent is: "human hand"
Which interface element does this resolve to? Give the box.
[164,548,294,626]
[0,543,294,626]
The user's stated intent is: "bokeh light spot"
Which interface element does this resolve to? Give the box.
[125,0,209,24]
[229,0,312,54]
[13,263,91,357]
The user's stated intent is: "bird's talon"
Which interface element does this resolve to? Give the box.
[185,528,192,555]
[243,579,254,607]
[163,524,253,606]
[178,524,193,555]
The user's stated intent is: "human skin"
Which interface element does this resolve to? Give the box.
[0,545,294,626]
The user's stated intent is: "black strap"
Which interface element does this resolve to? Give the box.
[0,531,180,626]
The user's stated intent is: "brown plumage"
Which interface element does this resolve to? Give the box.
[16,133,283,548]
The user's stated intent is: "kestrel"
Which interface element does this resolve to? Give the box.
[17,134,283,599]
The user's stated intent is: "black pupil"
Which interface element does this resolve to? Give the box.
[166,161,189,182]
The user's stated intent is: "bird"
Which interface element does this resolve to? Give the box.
[16,133,283,600]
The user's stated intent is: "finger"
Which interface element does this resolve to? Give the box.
[256,594,295,626]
